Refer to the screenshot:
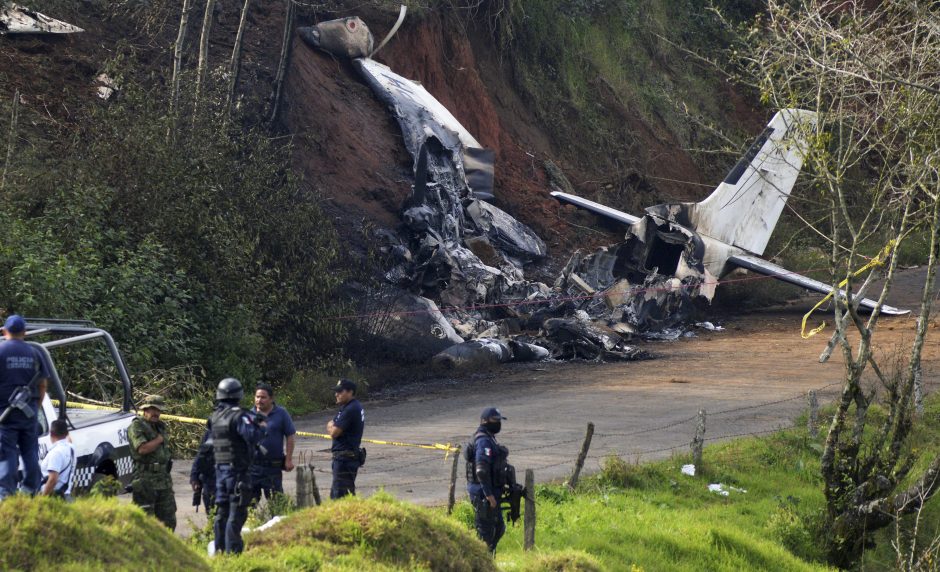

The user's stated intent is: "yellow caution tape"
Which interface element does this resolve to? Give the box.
[54,400,459,453]
[801,240,897,339]
[296,430,457,452]
[53,400,209,425]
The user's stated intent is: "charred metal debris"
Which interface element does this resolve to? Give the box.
[299,17,717,367]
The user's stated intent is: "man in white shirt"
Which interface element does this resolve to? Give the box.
[40,419,74,499]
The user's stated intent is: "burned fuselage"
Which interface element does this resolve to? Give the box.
[558,208,716,335]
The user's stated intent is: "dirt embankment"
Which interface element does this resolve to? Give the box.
[280,8,741,267]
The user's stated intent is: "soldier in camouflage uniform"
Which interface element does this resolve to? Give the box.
[128,395,176,530]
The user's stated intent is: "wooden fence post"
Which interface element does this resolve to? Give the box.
[295,462,321,507]
[295,464,310,508]
[524,469,535,551]
[448,445,461,514]
[807,390,819,437]
[691,409,706,467]
[568,422,594,490]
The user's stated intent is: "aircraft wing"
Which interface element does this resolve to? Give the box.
[728,253,909,315]
[550,192,641,226]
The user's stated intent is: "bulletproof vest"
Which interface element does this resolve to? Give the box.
[465,430,508,485]
[210,406,250,469]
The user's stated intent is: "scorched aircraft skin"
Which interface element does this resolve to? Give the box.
[550,109,908,317]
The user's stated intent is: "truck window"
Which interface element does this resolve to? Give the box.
[47,339,127,427]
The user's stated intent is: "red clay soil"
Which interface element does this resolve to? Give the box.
[283,10,594,256]
[279,9,759,265]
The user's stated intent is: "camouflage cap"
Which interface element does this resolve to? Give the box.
[139,395,166,412]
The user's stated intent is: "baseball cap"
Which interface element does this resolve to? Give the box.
[480,407,507,420]
[333,378,357,393]
[139,395,166,411]
[2,315,26,334]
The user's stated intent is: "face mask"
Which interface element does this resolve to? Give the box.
[484,420,501,434]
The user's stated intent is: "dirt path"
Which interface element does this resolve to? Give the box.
[172,269,940,535]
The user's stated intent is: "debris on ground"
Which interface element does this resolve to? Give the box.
[708,483,747,496]
[296,15,706,367]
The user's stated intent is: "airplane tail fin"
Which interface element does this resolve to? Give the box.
[691,109,816,256]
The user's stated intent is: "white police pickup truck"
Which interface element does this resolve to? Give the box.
[25,320,137,493]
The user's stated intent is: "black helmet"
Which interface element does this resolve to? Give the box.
[216,377,243,401]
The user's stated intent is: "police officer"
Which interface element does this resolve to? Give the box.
[128,395,176,530]
[467,407,509,554]
[209,377,265,554]
[189,429,215,512]
[0,315,47,500]
[249,383,295,503]
[326,378,364,499]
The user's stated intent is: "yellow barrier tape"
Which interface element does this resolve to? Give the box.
[801,240,897,339]
[53,400,208,425]
[54,400,459,453]
[292,430,457,453]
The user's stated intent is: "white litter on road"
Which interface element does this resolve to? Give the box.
[681,464,696,476]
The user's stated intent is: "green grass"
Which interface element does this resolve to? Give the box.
[466,396,940,571]
[482,431,834,571]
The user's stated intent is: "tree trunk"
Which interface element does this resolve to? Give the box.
[269,0,294,124]
[226,0,251,116]
[194,0,216,112]
[170,0,193,119]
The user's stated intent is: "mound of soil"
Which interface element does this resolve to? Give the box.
[238,493,495,572]
[0,496,208,571]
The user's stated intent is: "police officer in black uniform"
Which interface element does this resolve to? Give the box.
[189,430,215,513]
[207,377,265,554]
[327,378,364,499]
[466,406,509,554]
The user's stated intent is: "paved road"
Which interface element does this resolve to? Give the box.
[171,284,939,535]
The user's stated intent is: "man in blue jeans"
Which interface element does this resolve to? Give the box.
[326,378,364,499]
[0,315,47,500]
[250,383,295,503]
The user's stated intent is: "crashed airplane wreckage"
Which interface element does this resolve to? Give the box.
[298,16,651,366]
[298,16,902,368]
[551,108,908,332]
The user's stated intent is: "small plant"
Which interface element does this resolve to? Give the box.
[597,454,644,489]
[188,505,217,551]
[248,491,296,527]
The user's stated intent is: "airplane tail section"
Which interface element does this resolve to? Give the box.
[690,109,816,256]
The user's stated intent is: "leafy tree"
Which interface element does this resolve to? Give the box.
[0,63,348,386]
[731,0,940,566]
